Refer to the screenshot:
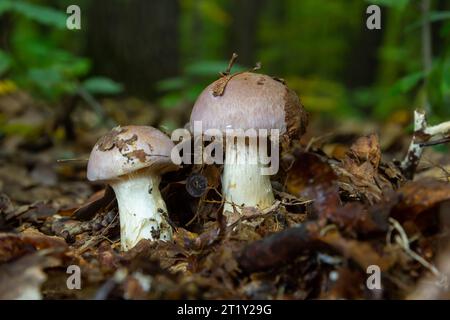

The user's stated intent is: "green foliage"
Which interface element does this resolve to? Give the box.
[406,11,450,32]
[259,0,365,78]
[368,0,410,10]
[1,0,450,124]
[0,50,12,76]
[179,0,229,63]
[157,60,245,108]
[286,76,347,113]
[390,72,425,95]
[81,77,124,95]
[365,0,450,120]
[1,0,121,101]
[1,0,67,28]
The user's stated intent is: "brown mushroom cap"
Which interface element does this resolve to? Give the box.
[87,126,177,181]
[190,72,308,139]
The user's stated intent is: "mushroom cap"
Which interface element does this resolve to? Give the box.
[190,72,308,138]
[87,126,177,181]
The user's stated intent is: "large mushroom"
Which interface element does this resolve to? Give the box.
[190,72,308,219]
[87,125,178,251]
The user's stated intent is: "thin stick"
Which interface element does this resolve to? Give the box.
[419,136,450,147]
[56,158,89,163]
[387,218,443,280]
[221,53,239,76]
[77,86,116,127]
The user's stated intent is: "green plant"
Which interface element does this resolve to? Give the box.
[370,0,450,120]
[156,60,245,109]
[0,0,122,101]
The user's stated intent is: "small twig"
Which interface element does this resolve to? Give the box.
[186,187,226,227]
[56,158,89,163]
[213,55,263,97]
[220,53,239,76]
[419,136,450,147]
[76,211,119,254]
[77,86,116,127]
[185,190,209,227]
[387,218,444,281]
[227,201,281,230]
[305,132,335,151]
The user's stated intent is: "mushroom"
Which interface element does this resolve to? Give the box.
[190,72,308,219]
[87,125,178,251]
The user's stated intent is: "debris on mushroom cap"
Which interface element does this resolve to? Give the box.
[87,125,178,181]
[190,72,308,140]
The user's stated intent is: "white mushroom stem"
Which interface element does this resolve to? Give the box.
[401,110,450,179]
[110,171,172,251]
[222,140,275,219]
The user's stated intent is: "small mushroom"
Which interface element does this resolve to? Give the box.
[190,72,308,218]
[87,126,178,251]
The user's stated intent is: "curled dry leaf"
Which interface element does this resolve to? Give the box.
[392,178,450,220]
[286,152,340,221]
[0,230,67,263]
[73,186,116,220]
[318,230,395,271]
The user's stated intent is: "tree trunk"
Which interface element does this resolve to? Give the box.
[86,0,180,98]
[226,0,266,67]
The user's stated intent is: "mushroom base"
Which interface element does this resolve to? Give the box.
[110,172,172,251]
[222,142,275,222]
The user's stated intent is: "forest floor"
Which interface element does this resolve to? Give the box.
[1,90,450,299]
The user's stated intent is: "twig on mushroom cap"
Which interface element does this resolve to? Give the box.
[400,110,450,179]
[220,52,239,77]
[213,54,262,97]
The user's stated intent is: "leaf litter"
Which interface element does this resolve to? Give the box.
[1,90,450,299]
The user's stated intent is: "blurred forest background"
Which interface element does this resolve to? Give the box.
[3,0,450,301]
[1,0,450,142]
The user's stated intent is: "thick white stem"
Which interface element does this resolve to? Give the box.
[222,141,274,217]
[110,172,172,251]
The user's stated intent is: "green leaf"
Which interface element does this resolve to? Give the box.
[57,57,91,78]
[27,67,77,98]
[28,68,62,87]
[367,0,410,10]
[390,72,425,95]
[185,61,245,77]
[406,11,450,32]
[441,59,450,94]
[11,2,66,29]
[81,77,123,95]
[0,0,14,16]
[198,0,230,25]
[159,92,183,109]
[0,50,12,76]
[156,77,187,91]
[186,83,207,101]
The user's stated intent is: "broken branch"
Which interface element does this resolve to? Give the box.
[400,110,450,179]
